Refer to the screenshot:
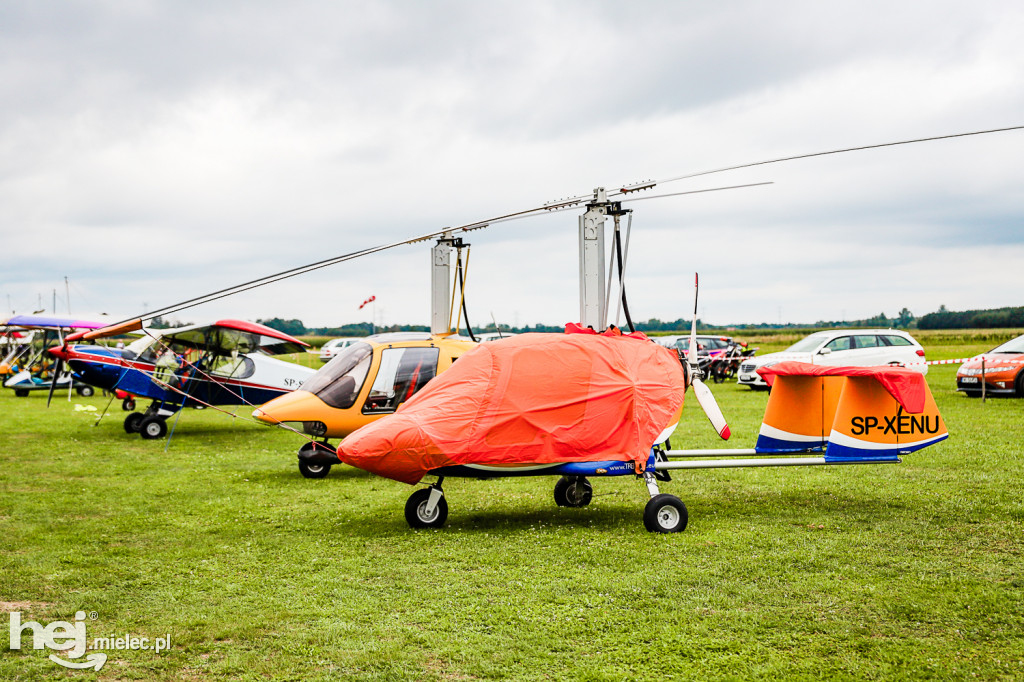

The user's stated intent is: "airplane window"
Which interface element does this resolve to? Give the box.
[301,342,373,409]
[825,336,852,352]
[208,355,255,379]
[363,347,440,414]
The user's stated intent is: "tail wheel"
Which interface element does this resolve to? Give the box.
[643,494,688,533]
[121,397,136,411]
[554,476,593,507]
[405,488,448,529]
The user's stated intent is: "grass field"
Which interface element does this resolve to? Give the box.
[1,333,1022,680]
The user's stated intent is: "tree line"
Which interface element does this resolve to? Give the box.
[256,304,1020,338]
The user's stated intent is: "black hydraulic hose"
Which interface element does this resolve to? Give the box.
[614,228,636,333]
[457,262,477,342]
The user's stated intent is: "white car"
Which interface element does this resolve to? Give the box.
[737,329,927,389]
[319,337,361,362]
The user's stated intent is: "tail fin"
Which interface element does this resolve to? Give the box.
[756,363,947,461]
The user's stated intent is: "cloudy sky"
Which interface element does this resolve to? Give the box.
[2,1,1023,330]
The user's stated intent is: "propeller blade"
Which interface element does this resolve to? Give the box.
[691,376,731,440]
[687,273,699,368]
[46,357,63,408]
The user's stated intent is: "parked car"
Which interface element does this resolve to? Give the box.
[737,329,927,389]
[319,337,361,362]
[956,334,1024,397]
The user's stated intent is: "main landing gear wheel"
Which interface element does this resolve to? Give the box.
[643,494,688,533]
[405,487,448,529]
[76,385,95,397]
[122,397,136,411]
[554,476,593,507]
[14,389,29,397]
[123,412,144,433]
[139,416,167,440]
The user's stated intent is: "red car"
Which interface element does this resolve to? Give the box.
[956,334,1024,397]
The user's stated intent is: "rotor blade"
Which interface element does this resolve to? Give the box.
[691,377,731,440]
[621,125,1024,194]
[45,358,63,408]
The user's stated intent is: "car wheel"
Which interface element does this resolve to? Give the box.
[1016,370,1024,398]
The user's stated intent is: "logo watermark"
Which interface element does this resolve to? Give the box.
[8,610,171,671]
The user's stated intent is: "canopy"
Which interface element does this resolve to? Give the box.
[338,329,686,484]
[758,362,927,414]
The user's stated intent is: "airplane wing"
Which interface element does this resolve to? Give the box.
[2,314,107,330]
[157,319,308,356]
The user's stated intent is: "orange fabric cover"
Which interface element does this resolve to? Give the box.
[337,331,686,484]
[758,362,927,414]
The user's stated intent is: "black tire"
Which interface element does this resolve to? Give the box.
[123,412,144,433]
[76,385,95,397]
[298,459,331,479]
[14,389,29,397]
[404,488,448,529]
[643,494,688,533]
[553,476,593,507]
[139,416,167,440]
[122,397,136,411]
[1016,370,1024,398]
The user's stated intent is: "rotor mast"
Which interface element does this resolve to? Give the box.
[430,232,454,334]
[578,187,628,330]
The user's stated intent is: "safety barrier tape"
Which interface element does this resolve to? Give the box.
[903,356,1024,368]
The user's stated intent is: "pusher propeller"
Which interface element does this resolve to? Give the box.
[685,274,730,440]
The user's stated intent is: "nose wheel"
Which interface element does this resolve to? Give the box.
[554,476,593,507]
[405,482,448,529]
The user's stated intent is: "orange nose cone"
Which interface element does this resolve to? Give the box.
[253,390,329,425]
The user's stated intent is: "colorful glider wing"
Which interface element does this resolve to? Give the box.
[338,331,687,484]
[756,362,947,461]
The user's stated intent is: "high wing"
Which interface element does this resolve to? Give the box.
[155,319,308,356]
[1,314,106,331]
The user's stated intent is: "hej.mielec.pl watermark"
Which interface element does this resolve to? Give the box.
[8,610,171,671]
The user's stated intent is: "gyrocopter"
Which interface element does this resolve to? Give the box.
[73,126,1018,529]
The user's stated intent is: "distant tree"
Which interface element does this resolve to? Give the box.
[257,318,307,336]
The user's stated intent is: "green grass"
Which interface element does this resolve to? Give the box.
[0,335,1022,680]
